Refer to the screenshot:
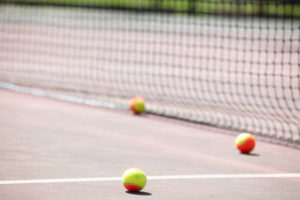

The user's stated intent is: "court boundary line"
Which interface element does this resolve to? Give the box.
[0,82,128,110]
[1,173,300,185]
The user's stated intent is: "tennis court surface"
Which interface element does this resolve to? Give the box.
[0,89,300,200]
[0,1,300,199]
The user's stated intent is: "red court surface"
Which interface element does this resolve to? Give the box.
[0,89,299,200]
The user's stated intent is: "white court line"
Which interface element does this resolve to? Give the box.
[0,82,128,110]
[1,173,300,185]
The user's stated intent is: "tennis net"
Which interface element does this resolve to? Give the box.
[0,1,299,144]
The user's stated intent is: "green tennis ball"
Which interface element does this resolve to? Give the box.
[134,102,145,113]
[122,168,147,192]
[130,97,145,114]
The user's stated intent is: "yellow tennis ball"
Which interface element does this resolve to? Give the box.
[122,168,147,192]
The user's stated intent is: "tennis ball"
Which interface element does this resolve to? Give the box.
[235,132,256,154]
[130,97,145,114]
[122,168,147,192]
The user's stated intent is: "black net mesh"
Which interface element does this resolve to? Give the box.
[0,1,299,144]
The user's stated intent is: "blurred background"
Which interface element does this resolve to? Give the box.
[0,0,299,144]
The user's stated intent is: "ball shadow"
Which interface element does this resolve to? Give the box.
[241,152,260,156]
[126,191,152,196]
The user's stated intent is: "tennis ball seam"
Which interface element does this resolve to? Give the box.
[236,133,250,145]
[123,180,146,189]
[123,183,144,189]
